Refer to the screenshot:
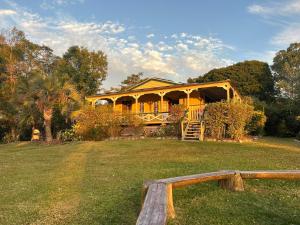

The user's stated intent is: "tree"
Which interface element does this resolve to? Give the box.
[120,72,145,90]
[15,43,81,142]
[190,60,276,101]
[18,72,81,142]
[272,43,300,101]
[0,28,32,141]
[62,46,108,98]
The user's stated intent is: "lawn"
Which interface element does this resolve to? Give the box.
[0,138,299,225]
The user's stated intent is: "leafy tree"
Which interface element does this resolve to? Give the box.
[264,43,300,137]
[120,72,145,90]
[18,72,81,142]
[15,43,82,142]
[62,46,108,98]
[190,60,276,101]
[0,28,32,141]
[271,43,300,101]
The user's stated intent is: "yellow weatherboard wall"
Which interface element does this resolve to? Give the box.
[131,80,175,90]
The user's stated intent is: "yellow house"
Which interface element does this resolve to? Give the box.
[86,78,241,127]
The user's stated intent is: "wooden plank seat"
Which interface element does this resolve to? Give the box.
[240,170,300,179]
[136,170,300,225]
[156,170,236,188]
[136,182,167,225]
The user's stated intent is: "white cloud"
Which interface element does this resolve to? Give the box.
[177,43,188,50]
[171,34,178,39]
[1,1,234,88]
[247,4,271,15]
[248,0,300,47]
[271,23,300,45]
[248,0,300,16]
[146,33,154,38]
[0,9,16,15]
[40,0,85,9]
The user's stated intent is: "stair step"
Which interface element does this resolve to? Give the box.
[182,139,199,142]
[184,137,199,140]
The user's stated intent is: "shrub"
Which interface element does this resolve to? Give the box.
[167,104,186,137]
[74,105,123,140]
[296,131,300,140]
[227,102,254,140]
[73,105,144,140]
[264,100,300,137]
[57,125,81,142]
[203,102,228,140]
[155,124,180,137]
[204,100,257,141]
[246,111,267,136]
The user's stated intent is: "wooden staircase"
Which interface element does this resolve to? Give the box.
[181,105,205,141]
[182,121,205,141]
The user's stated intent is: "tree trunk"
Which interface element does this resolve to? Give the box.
[10,127,18,142]
[43,107,53,142]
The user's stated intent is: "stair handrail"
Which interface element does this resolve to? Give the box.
[180,110,189,139]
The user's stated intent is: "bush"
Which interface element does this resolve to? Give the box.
[73,105,144,140]
[57,125,81,142]
[246,111,266,136]
[74,105,123,140]
[151,124,180,137]
[264,100,300,137]
[204,100,259,141]
[203,102,228,140]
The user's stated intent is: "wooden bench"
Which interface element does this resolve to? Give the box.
[136,170,300,225]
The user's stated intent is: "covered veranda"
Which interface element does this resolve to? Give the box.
[86,80,241,124]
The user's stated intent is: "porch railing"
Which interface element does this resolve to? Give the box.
[136,112,172,123]
[118,105,204,124]
[188,105,204,121]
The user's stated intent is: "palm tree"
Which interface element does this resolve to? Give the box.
[18,72,81,142]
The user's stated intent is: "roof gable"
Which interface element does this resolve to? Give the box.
[128,78,179,91]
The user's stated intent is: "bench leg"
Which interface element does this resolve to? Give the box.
[219,172,244,192]
[166,183,176,219]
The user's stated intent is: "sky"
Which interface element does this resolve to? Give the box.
[0,0,300,88]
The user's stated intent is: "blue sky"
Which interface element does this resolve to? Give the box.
[0,0,300,88]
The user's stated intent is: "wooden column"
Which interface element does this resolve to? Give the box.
[112,98,116,111]
[227,88,230,102]
[91,100,96,108]
[159,92,165,112]
[134,95,140,114]
[184,89,192,109]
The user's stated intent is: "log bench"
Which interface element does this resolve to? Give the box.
[136,170,300,225]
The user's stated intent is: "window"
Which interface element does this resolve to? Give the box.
[154,101,158,114]
[122,101,132,112]
[140,102,144,113]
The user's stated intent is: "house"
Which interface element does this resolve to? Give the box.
[86,78,241,140]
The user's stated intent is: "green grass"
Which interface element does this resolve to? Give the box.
[0,138,299,225]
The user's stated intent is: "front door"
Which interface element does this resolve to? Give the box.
[168,99,179,111]
[122,101,132,113]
